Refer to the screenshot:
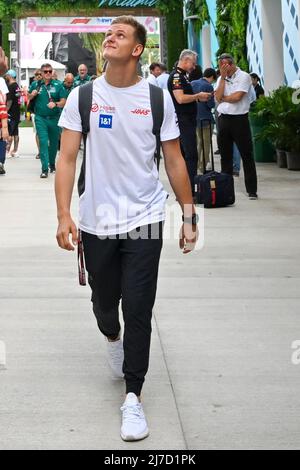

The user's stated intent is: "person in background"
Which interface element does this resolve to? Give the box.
[147,62,161,86]
[63,73,75,98]
[5,69,21,158]
[57,73,75,152]
[191,67,217,173]
[74,64,91,88]
[28,63,67,178]
[30,70,43,159]
[250,73,265,100]
[168,49,211,195]
[0,46,9,175]
[233,82,257,176]
[215,53,258,199]
[0,47,8,76]
[52,70,61,82]
[189,64,203,82]
[156,63,169,90]
[0,81,9,175]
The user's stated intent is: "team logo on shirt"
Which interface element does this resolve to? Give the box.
[91,103,99,112]
[100,104,116,114]
[99,114,113,129]
[92,104,116,114]
[131,108,151,116]
[172,73,181,89]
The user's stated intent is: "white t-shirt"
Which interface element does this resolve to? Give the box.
[59,76,180,237]
[217,68,252,115]
[147,74,158,86]
[157,73,170,90]
[0,77,9,96]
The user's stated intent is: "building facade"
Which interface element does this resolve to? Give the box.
[185,0,300,93]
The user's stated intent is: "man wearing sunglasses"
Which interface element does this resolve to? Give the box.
[28,63,67,178]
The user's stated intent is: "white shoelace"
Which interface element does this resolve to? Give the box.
[121,404,144,424]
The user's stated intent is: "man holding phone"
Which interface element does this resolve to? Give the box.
[168,50,212,195]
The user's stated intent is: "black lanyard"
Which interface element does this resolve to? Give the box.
[77,229,86,286]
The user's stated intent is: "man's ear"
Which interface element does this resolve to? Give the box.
[132,44,144,57]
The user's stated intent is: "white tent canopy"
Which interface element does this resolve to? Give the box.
[19,59,66,86]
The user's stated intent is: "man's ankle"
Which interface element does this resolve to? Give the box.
[107,334,120,342]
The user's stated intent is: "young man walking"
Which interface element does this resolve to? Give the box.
[55,16,198,442]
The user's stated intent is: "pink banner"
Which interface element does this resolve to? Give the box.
[26,17,157,34]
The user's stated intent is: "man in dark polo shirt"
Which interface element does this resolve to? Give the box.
[168,50,212,194]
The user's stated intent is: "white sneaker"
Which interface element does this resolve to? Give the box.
[120,393,149,441]
[106,337,124,379]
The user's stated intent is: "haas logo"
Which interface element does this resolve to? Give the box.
[131,108,151,116]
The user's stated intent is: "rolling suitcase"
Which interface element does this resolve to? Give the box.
[194,120,235,208]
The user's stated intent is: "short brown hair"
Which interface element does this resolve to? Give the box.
[41,63,53,71]
[111,16,147,54]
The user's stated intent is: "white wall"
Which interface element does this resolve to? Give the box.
[202,24,212,69]
[261,0,285,93]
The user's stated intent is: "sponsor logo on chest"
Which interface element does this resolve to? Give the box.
[131,108,151,116]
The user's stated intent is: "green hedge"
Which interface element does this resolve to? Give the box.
[216,0,251,71]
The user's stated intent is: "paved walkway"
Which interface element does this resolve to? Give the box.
[1,128,300,450]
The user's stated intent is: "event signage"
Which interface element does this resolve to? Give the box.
[26,16,157,33]
[98,1,157,6]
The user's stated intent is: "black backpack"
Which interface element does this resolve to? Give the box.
[78,81,164,197]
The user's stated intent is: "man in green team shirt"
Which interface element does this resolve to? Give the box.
[73,64,91,88]
[63,73,75,97]
[28,63,67,178]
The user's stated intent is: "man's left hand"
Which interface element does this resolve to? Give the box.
[179,223,198,254]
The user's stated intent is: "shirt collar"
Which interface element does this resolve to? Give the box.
[229,67,241,81]
[177,67,187,76]
[43,79,53,86]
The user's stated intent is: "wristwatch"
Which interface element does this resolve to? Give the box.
[182,214,199,225]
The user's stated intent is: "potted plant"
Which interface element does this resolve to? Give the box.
[282,107,300,170]
[257,121,289,168]
[252,86,296,166]
[249,95,276,162]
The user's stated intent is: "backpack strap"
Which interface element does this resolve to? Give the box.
[78,82,93,197]
[149,84,164,171]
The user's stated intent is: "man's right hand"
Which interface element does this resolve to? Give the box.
[30,90,38,98]
[219,63,230,78]
[56,216,78,251]
[0,47,8,76]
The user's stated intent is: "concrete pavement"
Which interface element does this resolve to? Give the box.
[0,127,300,449]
